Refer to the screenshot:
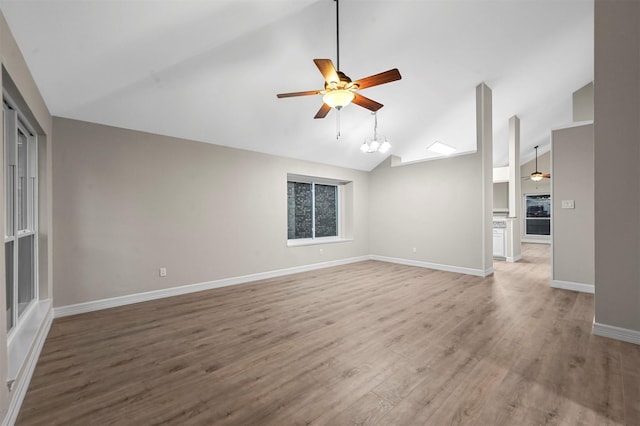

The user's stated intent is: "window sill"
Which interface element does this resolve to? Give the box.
[287,237,353,247]
[8,299,51,381]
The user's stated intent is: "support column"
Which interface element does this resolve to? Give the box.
[477,83,493,276]
[593,0,640,344]
[507,115,522,262]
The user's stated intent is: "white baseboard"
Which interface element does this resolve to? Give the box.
[369,255,493,277]
[3,302,53,426]
[521,238,551,244]
[54,256,369,318]
[551,279,595,294]
[506,254,522,263]
[593,321,640,345]
[54,254,496,318]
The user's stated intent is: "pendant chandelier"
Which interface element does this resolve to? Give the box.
[361,111,391,154]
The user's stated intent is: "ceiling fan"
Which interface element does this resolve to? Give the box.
[276,0,401,119]
[526,145,551,181]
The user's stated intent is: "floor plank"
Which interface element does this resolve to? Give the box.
[16,243,640,425]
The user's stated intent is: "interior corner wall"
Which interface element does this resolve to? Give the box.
[572,82,594,122]
[368,153,487,274]
[551,123,594,290]
[593,0,640,335]
[493,182,508,210]
[51,117,369,308]
[0,10,53,421]
[368,83,492,276]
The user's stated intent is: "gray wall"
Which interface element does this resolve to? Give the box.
[493,182,508,211]
[593,1,640,334]
[369,153,488,272]
[52,118,370,307]
[0,10,53,420]
[552,123,594,288]
[573,82,594,122]
[368,83,493,276]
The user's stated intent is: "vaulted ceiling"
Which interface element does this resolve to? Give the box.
[0,0,593,171]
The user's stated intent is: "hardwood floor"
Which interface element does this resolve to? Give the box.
[17,244,640,425]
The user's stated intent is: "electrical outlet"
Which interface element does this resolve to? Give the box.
[412,247,417,253]
[159,267,167,277]
[319,248,324,255]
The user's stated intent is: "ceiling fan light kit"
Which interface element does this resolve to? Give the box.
[530,171,544,182]
[323,89,355,109]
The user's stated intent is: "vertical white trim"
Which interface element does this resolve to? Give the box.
[311,183,316,238]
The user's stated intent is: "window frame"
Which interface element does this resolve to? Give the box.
[3,95,39,340]
[287,174,348,247]
[523,193,551,237]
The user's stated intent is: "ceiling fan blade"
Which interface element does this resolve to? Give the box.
[352,93,383,112]
[314,59,339,84]
[277,89,322,98]
[353,68,402,90]
[314,103,332,119]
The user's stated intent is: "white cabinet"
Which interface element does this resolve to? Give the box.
[493,225,506,258]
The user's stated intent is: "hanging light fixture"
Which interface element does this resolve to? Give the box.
[530,145,544,181]
[361,111,391,153]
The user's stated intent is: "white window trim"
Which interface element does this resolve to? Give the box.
[287,174,350,246]
[287,236,353,247]
[523,193,551,238]
[3,94,40,353]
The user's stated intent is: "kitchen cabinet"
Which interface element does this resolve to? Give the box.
[493,222,506,258]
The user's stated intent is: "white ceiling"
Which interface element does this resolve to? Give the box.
[0,0,593,171]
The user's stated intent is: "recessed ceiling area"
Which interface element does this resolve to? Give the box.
[0,0,593,171]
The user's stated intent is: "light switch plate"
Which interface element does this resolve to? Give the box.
[561,200,575,209]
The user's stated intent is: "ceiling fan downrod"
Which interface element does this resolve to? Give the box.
[335,0,340,71]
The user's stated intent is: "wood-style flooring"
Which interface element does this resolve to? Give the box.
[17,244,640,425]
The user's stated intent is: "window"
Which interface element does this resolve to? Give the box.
[287,177,340,241]
[524,194,550,236]
[4,99,38,333]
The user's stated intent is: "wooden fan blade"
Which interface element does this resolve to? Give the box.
[314,59,339,84]
[353,68,402,90]
[314,103,332,119]
[277,89,322,98]
[352,93,383,112]
[543,173,551,179]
